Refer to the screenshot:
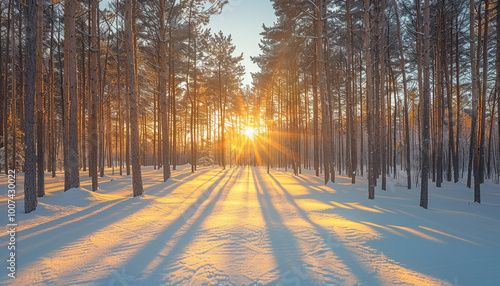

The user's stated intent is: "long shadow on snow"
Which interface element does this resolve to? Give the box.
[123,167,243,284]
[9,167,213,244]
[253,167,306,284]
[267,172,373,283]
[9,168,219,272]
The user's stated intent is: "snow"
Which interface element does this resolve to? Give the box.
[0,165,499,285]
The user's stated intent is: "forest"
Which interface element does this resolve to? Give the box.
[3,0,497,213]
[1,0,500,285]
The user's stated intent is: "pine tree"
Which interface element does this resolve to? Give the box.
[420,0,431,209]
[24,0,37,213]
[125,0,143,197]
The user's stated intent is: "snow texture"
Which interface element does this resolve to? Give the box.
[0,165,499,285]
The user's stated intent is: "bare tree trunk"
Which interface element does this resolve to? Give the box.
[62,0,72,191]
[36,0,45,195]
[0,2,4,168]
[420,0,431,209]
[478,1,488,184]
[49,4,56,178]
[315,0,332,184]
[379,0,387,191]
[89,0,98,191]
[159,0,170,181]
[11,1,17,173]
[170,26,177,171]
[25,0,38,213]
[455,13,461,181]
[436,7,444,188]
[496,1,500,180]
[346,0,356,183]
[313,53,319,177]
[118,53,123,176]
[364,0,375,198]
[3,0,12,175]
[125,0,143,197]
[80,20,86,173]
[469,0,480,203]
[443,12,457,183]
[394,0,411,189]
[68,0,79,189]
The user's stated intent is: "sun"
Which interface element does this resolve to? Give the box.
[244,127,257,140]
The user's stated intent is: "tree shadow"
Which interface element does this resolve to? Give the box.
[121,167,242,283]
[253,167,311,285]
[266,172,373,283]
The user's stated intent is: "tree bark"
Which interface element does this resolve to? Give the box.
[89,0,98,191]
[469,0,480,203]
[68,0,79,189]
[364,0,375,198]
[125,0,144,197]
[346,0,356,184]
[25,0,38,213]
[420,0,431,209]
[478,1,488,184]
[496,1,500,180]
[159,0,170,181]
[394,0,411,189]
[315,0,332,185]
[36,0,45,196]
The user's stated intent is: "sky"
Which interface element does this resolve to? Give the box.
[205,0,277,86]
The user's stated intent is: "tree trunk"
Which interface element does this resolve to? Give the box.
[118,53,123,176]
[25,0,38,213]
[496,1,500,180]
[315,0,332,185]
[3,0,12,175]
[68,0,79,189]
[89,0,98,191]
[159,0,170,181]
[379,0,387,191]
[469,0,480,203]
[394,0,411,189]
[36,0,44,196]
[364,0,375,198]
[478,1,488,184]
[125,0,143,197]
[420,0,431,209]
[346,0,356,183]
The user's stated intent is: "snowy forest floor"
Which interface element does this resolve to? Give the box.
[0,165,499,285]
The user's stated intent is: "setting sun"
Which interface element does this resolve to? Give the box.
[244,127,257,140]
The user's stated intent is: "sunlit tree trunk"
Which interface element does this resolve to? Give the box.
[125,0,143,197]
[49,4,56,178]
[312,53,319,177]
[118,53,123,176]
[496,2,500,180]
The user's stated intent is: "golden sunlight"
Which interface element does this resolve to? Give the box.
[244,127,257,140]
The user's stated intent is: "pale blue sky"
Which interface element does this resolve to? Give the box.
[206,0,277,86]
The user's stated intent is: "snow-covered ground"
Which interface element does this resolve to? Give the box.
[0,165,499,285]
